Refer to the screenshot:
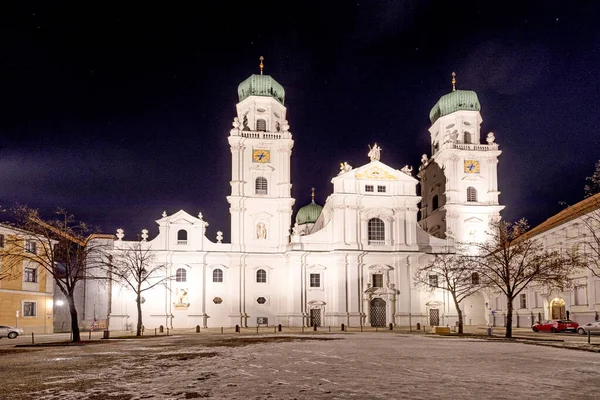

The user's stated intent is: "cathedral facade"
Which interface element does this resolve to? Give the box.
[78,70,505,331]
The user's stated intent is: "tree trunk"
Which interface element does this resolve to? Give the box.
[505,296,514,338]
[451,294,464,334]
[67,295,81,342]
[136,291,143,337]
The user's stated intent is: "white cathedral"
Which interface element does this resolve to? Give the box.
[77,68,507,331]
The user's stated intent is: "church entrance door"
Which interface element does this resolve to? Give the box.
[551,298,566,319]
[369,298,386,327]
[429,309,440,326]
[310,309,321,327]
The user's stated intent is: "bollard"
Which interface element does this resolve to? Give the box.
[103,330,110,339]
[166,328,169,336]
[341,323,345,332]
[235,325,240,333]
[142,325,145,336]
[155,328,157,336]
[196,325,200,333]
[389,323,393,331]
[31,332,35,345]
[313,324,317,331]
[278,324,282,332]
[256,326,259,334]
[589,329,591,344]
[416,322,421,331]
[221,327,224,334]
[361,325,363,332]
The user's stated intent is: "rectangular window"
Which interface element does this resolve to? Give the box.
[23,302,36,317]
[495,296,502,311]
[365,185,374,192]
[24,267,37,283]
[519,293,527,309]
[372,274,384,288]
[428,274,438,288]
[596,281,600,304]
[535,292,544,308]
[25,240,37,254]
[0,233,5,248]
[310,273,321,288]
[575,285,587,305]
[377,185,386,193]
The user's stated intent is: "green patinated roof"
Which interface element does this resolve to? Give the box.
[429,90,481,123]
[296,200,323,225]
[238,74,285,105]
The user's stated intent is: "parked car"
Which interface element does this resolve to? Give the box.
[577,321,600,335]
[0,325,24,339]
[532,320,579,333]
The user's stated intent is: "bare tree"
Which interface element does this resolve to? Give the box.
[414,254,481,333]
[108,241,171,336]
[584,159,600,198]
[465,219,580,338]
[2,206,111,342]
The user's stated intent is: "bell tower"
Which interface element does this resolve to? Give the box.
[418,73,504,244]
[227,57,295,252]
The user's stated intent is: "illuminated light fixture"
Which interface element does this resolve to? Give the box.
[56,300,64,306]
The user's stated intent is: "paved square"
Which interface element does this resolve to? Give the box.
[1,333,599,399]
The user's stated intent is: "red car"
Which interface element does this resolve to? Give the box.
[532,320,579,333]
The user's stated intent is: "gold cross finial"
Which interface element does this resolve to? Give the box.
[311,187,315,202]
[452,72,456,92]
[259,56,264,75]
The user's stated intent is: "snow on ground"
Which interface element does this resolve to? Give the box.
[1,333,599,399]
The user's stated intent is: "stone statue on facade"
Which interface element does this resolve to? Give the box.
[401,165,413,175]
[339,161,353,174]
[368,143,381,161]
[487,132,496,145]
[257,223,267,239]
[116,228,124,241]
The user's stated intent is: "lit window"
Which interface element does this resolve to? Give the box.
[429,274,438,288]
[25,240,37,254]
[372,274,383,288]
[256,119,266,131]
[213,269,223,283]
[255,177,268,195]
[177,230,188,245]
[467,187,477,202]
[24,267,37,283]
[176,268,187,282]
[310,273,321,288]
[365,185,374,192]
[256,269,267,283]
[257,297,267,304]
[23,302,36,317]
[377,186,386,193]
[368,218,385,244]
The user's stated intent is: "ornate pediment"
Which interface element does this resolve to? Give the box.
[355,166,398,181]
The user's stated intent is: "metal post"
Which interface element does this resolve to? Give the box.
[31,332,34,345]
[221,327,223,334]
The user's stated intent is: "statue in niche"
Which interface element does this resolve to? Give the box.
[275,121,281,132]
[257,223,267,239]
[175,288,189,306]
[242,114,249,131]
[368,143,381,161]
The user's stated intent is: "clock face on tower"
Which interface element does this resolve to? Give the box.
[252,149,270,163]
[464,159,480,173]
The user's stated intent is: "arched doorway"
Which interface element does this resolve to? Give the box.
[550,298,566,319]
[369,298,386,326]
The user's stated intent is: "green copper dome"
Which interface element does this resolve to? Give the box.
[238,74,285,105]
[296,200,323,225]
[429,90,481,124]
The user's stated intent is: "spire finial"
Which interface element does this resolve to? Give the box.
[311,187,315,203]
[452,71,456,92]
[259,56,264,75]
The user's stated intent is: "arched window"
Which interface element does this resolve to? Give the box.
[368,218,385,245]
[471,272,480,285]
[177,230,188,245]
[464,131,472,144]
[255,177,268,195]
[213,268,223,283]
[256,119,266,131]
[176,268,187,282]
[256,269,267,283]
[467,187,477,202]
[432,195,439,211]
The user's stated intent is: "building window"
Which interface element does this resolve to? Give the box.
[467,187,477,202]
[310,273,321,288]
[368,218,385,245]
[256,269,267,283]
[25,240,37,254]
[255,177,268,195]
[464,131,472,144]
[0,234,5,248]
[377,185,386,193]
[213,268,223,283]
[519,293,527,309]
[471,272,479,285]
[23,302,36,317]
[432,195,439,211]
[213,297,223,304]
[372,273,384,288]
[495,296,503,311]
[24,267,37,283]
[428,274,438,288]
[575,285,587,306]
[535,292,544,308]
[256,119,266,131]
[365,185,374,192]
[257,297,267,305]
[176,268,187,282]
[177,230,188,245]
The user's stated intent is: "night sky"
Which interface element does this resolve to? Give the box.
[0,2,598,241]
